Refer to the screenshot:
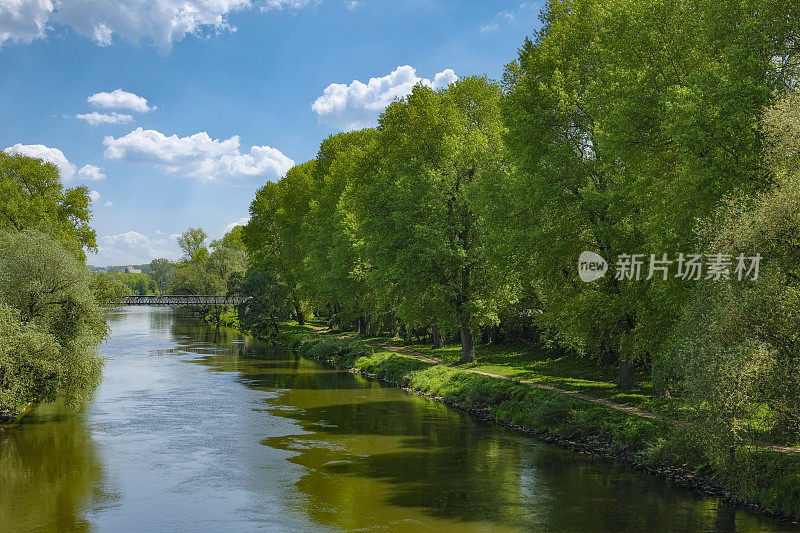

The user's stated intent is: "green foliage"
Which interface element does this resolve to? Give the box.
[168,226,245,295]
[168,260,224,295]
[305,130,378,329]
[209,238,247,292]
[210,225,246,252]
[243,161,317,323]
[90,273,132,305]
[149,258,175,293]
[0,153,97,260]
[104,271,159,295]
[0,230,105,412]
[500,0,800,385]
[661,91,800,458]
[345,77,514,361]
[177,227,209,262]
[236,270,291,337]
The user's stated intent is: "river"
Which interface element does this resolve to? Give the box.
[0,307,794,532]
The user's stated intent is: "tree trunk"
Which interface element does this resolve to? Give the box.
[459,323,476,363]
[294,303,305,325]
[619,358,636,389]
[432,327,443,349]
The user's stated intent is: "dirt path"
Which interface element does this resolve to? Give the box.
[308,326,800,456]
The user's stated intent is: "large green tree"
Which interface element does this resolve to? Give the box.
[0,153,96,260]
[0,230,106,412]
[501,0,800,387]
[243,161,316,325]
[347,78,514,362]
[305,130,378,331]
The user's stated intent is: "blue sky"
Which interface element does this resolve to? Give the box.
[1,0,542,266]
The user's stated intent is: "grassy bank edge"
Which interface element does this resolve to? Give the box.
[210,313,800,525]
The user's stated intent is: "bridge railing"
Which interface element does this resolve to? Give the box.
[120,295,250,306]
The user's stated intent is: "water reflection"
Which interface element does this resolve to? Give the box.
[0,405,112,532]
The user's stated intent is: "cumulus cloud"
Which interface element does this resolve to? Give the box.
[4,143,109,182]
[78,164,106,180]
[76,111,134,126]
[54,0,251,50]
[3,143,76,180]
[88,189,101,201]
[223,216,249,233]
[312,65,459,130]
[96,230,181,265]
[103,200,113,207]
[87,90,154,113]
[103,127,294,182]
[1,0,316,51]
[0,0,53,48]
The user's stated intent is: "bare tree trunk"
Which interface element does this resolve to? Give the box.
[619,358,635,389]
[432,327,443,349]
[294,302,305,325]
[459,323,476,363]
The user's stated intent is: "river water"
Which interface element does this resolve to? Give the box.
[0,307,794,532]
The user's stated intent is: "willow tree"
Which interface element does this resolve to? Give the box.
[502,0,800,387]
[243,161,316,325]
[347,77,513,362]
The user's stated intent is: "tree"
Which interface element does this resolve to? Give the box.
[306,130,378,332]
[210,225,246,252]
[149,258,175,293]
[209,240,247,293]
[0,230,106,411]
[347,78,514,362]
[236,270,291,337]
[167,261,224,295]
[0,153,96,260]
[243,162,317,325]
[177,227,209,262]
[501,0,800,387]
[663,90,800,455]
[90,273,132,306]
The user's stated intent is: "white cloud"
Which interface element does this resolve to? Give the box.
[95,230,181,265]
[312,65,459,130]
[54,0,251,50]
[76,111,134,126]
[0,0,316,51]
[4,144,109,183]
[223,217,249,233]
[3,143,76,180]
[0,0,53,48]
[103,127,294,182]
[344,0,361,9]
[103,200,113,207]
[88,189,101,201]
[87,90,154,113]
[77,164,106,180]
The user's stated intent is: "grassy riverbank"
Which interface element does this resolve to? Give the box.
[258,320,799,524]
